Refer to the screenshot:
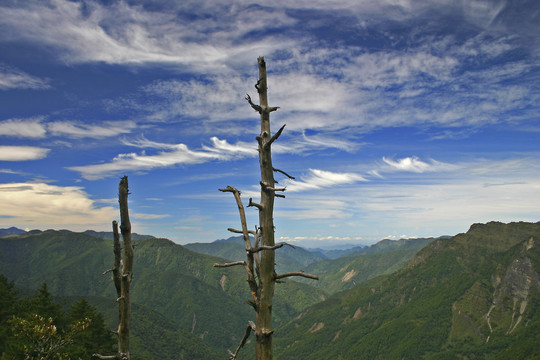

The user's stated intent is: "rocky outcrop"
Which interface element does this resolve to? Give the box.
[486,237,540,341]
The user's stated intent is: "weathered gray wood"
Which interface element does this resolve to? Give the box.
[117,176,133,359]
[215,57,317,360]
[94,176,133,360]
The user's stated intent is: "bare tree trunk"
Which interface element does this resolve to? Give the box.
[254,56,277,360]
[117,176,133,359]
[216,57,317,360]
[95,176,133,360]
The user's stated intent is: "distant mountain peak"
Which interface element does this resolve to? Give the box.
[0,227,26,237]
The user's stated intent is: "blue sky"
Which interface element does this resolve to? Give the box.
[0,0,538,247]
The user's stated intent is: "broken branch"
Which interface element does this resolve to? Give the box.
[93,354,123,360]
[275,272,319,280]
[266,124,286,149]
[227,323,253,360]
[214,261,247,268]
[245,94,262,113]
[227,227,256,236]
[248,198,263,210]
[260,181,286,193]
[273,167,295,180]
[249,242,295,253]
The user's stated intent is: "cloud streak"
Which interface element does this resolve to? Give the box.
[48,120,137,138]
[381,156,451,173]
[69,133,361,180]
[0,146,50,161]
[0,118,47,138]
[0,65,50,90]
[285,169,367,192]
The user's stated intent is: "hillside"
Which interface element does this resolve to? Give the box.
[273,221,540,359]
[0,230,325,357]
[300,237,436,294]
[185,236,326,273]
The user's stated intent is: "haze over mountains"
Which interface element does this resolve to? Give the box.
[1,221,539,359]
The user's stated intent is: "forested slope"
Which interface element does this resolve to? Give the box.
[273,222,540,359]
[0,230,325,357]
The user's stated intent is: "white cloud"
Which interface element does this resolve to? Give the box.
[132,213,170,220]
[202,137,257,159]
[0,182,116,230]
[0,0,292,71]
[273,132,361,155]
[0,146,50,161]
[70,132,359,180]
[69,136,255,180]
[141,76,254,129]
[0,118,47,138]
[273,155,540,241]
[48,120,137,138]
[285,168,367,192]
[278,198,356,220]
[382,156,433,173]
[4,0,525,137]
[121,136,180,150]
[68,144,216,180]
[0,65,50,90]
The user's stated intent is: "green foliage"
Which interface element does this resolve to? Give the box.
[9,314,89,360]
[3,223,538,359]
[64,299,116,359]
[0,274,18,356]
[300,239,434,295]
[273,221,540,359]
[0,280,114,360]
[0,230,326,357]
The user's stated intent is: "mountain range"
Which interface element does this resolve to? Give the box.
[1,221,539,359]
[0,229,324,358]
[273,221,540,359]
[185,235,437,295]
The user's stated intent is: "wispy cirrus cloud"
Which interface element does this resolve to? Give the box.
[68,137,253,180]
[0,118,137,139]
[68,144,215,180]
[132,213,170,220]
[70,133,360,180]
[48,120,137,138]
[284,168,367,192]
[4,0,526,139]
[0,64,50,90]
[0,0,293,71]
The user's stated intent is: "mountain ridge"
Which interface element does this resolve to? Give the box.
[273,221,540,359]
[0,229,325,358]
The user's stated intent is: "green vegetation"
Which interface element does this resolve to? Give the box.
[273,221,540,359]
[299,237,436,294]
[185,236,326,273]
[2,222,538,359]
[0,230,325,357]
[0,276,114,359]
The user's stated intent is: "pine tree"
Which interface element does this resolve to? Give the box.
[0,274,18,356]
[66,299,116,359]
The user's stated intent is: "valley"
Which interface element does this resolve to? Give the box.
[1,221,539,359]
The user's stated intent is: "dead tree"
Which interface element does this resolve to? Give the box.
[94,176,134,360]
[215,57,318,360]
